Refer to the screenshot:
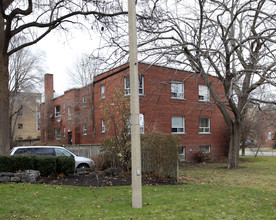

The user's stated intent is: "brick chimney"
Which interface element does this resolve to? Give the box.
[44,74,54,103]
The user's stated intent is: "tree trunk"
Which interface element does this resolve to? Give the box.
[227,121,241,169]
[0,53,10,155]
[241,147,245,156]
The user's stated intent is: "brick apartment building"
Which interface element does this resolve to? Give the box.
[40,63,229,160]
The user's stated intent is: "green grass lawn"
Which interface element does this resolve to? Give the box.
[0,156,275,219]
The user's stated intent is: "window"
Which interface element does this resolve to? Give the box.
[199,85,210,101]
[200,146,211,153]
[139,75,144,95]
[83,124,87,136]
[101,119,105,133]
[139,113,144,134]
[55,128,61,140]
[18,124,23,130]
[267,132,272,140]
[63,127,66,137]
[199,117,210,134]
[124,75,144,95]
[68,106,71,120]
[171,82,184,99]
[55,148,71,157]
[172,116,185,134]
[37,111,40,131]
[128,114,144,134]
[82,96,87,108]
[55,105,61,117]
[101,85,105,99]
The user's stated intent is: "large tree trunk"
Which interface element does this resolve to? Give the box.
[0,13,10,155]
[0,53,10,155]
[227,121,242,169]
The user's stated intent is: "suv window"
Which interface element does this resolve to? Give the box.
[55,148,72,157]
[32,148,55,156]
[14,148,32,155]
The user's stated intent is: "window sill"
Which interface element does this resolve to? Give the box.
[172,132,186,135]
[199,132,211,135]
[171,97,186,101]
[198,100,211,103]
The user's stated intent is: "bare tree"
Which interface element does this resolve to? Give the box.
[9,36,44,146]
[67,53,106,88]
[98,0,276,169]
[0,0,127,155]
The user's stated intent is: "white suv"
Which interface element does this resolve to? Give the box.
[10,146,95,171]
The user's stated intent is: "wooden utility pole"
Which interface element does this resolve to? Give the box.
[128,0,142,209]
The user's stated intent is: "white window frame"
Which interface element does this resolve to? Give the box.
[171,81,184,99]
[172,116,185,134]
[267,132,272,140]
[199,85,210,101]
[101,119,105,133]
[83,124,87,136]
[199,146,211,153]
[68,106,71,120]
[139,75,144,95]
[124,75,144,96]
[37,111,40,131]
[55,128,61,140]
[199,117,210,134]
[55,105,61,118]
[82,96,87,108]
[128,114,145,134]
[101,85,105,99]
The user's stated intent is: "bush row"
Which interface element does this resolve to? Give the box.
[0,155,75,176]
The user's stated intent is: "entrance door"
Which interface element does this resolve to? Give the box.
[68,132,72,144]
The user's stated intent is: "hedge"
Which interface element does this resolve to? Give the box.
[0,155,75,176]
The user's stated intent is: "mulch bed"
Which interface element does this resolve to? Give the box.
[36,171,182,187]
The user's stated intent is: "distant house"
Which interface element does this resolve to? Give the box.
[40,63,229,160]
[10,92,41,145]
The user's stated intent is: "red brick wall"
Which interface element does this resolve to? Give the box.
[92,63,228,160]
[41,63,229,160]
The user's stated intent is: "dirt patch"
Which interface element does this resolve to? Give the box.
[36,171,181,187]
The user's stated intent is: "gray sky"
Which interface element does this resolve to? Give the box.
[33,30,100,96]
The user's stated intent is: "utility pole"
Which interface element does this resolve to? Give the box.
[128,0,142,209]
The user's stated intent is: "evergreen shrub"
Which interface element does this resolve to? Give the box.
[56,156,75,175]
[11,155,35,171]
[0,155,13,172]
[34,156,56,176]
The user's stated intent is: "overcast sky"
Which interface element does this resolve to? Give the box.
[33,29,100,96]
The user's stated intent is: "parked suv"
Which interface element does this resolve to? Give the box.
[10,146,95,171]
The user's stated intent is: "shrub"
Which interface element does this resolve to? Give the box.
[34,156,56,176]
[0,156,13,172]
[101,135,131,171]
[193,150,211,163]
[91,153,108,171]
[11,155,35,171]
[141,133,180,181]
[56,156,75,175]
